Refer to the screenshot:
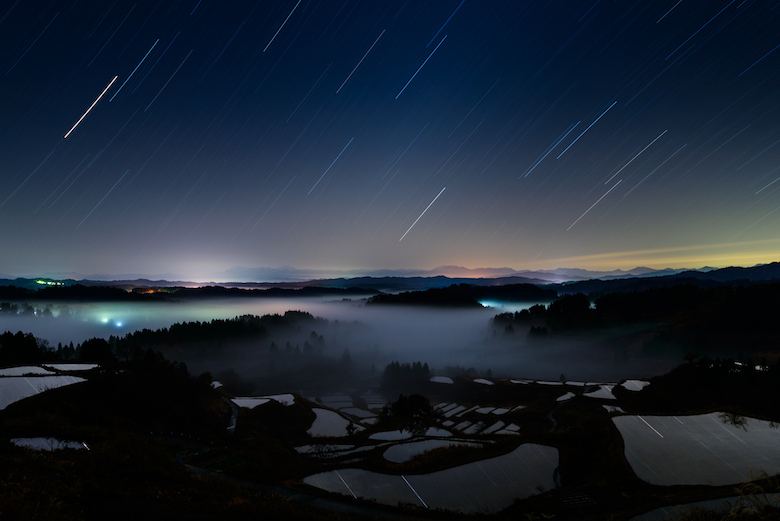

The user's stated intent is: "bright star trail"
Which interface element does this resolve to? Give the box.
[0,1,779,279]
[63,76,118,138]
[400,187,446,241]
[568,180,623,231]
[308,137,354,195]
[605,130,668,185]
[337,29,385,94]
[556,101,617,159]
[396,35,447,99]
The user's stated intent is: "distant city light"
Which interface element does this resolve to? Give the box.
[35,279,63,286]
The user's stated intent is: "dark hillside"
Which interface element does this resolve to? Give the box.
[367,283,557,307]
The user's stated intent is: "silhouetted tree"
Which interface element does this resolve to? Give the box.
[78,337,116,364]
[379,394,440,436]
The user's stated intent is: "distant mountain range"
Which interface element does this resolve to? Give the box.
[212,264,713,283]
[2,262,779,294]
[3,265,706,285]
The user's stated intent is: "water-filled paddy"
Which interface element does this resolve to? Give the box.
[303,442,558,513]
[383,439,481,463]
[0,375,85,409]
[307,408,363,437]
[614,412,780,486]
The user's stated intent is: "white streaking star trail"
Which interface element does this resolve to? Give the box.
[557,101,617,159]
[63,76,118,138]
[396,35,447,99]
[110,39,159,102]
[605,129,667,184]
[308,138,354,194]
[337,29,385,93]
[145,49,193,112]
[567,180,622,231]
[400,187,446,241]
[76,169,129,228]
[263,0,301,52]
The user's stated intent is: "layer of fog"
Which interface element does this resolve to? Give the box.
[1,297,686,385]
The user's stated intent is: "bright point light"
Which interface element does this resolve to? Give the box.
[101,318,108,323]
[116,322,123,327]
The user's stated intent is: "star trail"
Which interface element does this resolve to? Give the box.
[1,1,779,279]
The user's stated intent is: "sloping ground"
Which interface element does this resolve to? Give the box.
[303,443,558,513]
[0,375,85,409]
[614,412,780,486]
[631,496,741,521]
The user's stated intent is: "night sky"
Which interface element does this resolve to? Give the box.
[2,0,780,280]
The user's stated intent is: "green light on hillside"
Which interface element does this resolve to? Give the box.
[35,279,63,286]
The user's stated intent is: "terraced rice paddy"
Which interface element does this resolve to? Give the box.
[0,375,85,409]
[382,439,481,463]
[369,430,413,441]
[303,443,558,513]
[583,385,616,399]
[0,366,54,376]
[621,380,650,391]
[231,393,295,409]
[12,437,87,451]
[614,412,780,485]
[307,408,363,437]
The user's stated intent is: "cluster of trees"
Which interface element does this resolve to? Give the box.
[493,304,547,325]
[269,331,327,357]
[494,283,780,350]
[381,361,431,391]
[0,302,58,317]
[621,355,780,418]
[115,310,325,355]
[368,283,557,307]
[369,284,484,307]
[493,293,599,333]
[0,331,51,365]
[378,394,441,436]
[0,284,157,302]
[1,310,332,368]
[0,331,118,365]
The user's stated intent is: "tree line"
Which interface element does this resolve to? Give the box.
[493,283,780,346]
[0,310,326,367]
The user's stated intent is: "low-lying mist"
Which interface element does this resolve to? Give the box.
[1,296,686,389]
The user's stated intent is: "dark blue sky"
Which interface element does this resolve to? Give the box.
[2,0,780,280]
